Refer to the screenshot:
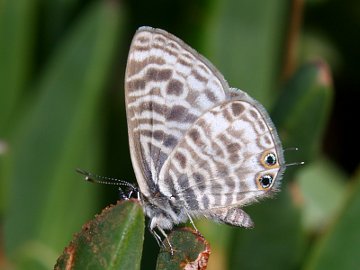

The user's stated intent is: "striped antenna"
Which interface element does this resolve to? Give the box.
[284,147,299,151]
[286,161,305,167]
[76,168,138,199]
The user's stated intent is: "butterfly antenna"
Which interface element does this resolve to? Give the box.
[283,147,305,167]
[284,147,299,151]
[286,161,305,167]
[76,168,137,190]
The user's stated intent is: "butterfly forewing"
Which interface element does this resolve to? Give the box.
[125,27,231,197]
[125,26,285,231]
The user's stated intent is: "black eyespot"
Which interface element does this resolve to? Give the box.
[264,152,277,166]
[259,174,273,189]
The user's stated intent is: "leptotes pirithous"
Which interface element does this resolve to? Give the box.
[125,26,285,245]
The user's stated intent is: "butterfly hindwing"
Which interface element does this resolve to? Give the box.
[158,99,284,214]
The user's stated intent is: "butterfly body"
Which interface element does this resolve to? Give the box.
[125,27,285,234]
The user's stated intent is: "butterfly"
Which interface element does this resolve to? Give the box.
[79,26,285,252]
[124,26,285,245]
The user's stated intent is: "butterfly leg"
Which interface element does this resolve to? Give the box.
[149,227,174,255]
[185,210,199,232]
[158,227,174,255]
[149,227,165,247]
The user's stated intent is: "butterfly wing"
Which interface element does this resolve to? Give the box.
[158,97,285,222]
[126,27,285,229]
[125,27,232,197]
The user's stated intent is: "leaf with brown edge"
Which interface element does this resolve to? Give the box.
[156,227,211,270]
[55,199,145,270]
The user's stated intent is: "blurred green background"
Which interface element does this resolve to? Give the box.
[1,0,359,269]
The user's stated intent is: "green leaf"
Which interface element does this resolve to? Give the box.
[204,0,290,107]
[156,228,211,270]
[297,157,347,231]
[40,0,84,56]
[272,60,334,165]
[4,2,123,269]
[0,0,38,214]
[228,190,303,270]
[55,200,145,270]
[0,0,37,134]
[303,169,360,270]
[196,219,233,267]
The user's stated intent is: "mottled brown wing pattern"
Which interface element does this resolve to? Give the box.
[125,27,231,196]
[158,99,284,214]
[125,27,285,233]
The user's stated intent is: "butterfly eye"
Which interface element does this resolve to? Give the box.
[264,152,277,166]
[258,174,273,189]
